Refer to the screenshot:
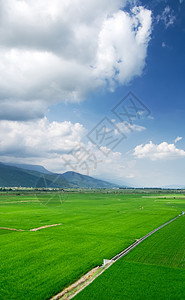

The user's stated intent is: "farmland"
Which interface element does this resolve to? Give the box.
[75,202,185,300]
[0,191,185,299]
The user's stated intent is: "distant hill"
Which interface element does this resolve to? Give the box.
[61,171,118,188]
[161,185,185,189]
[0,163,119,189]
[0,163,69,188]
[3,162,52,174]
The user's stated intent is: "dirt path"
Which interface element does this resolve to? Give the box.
[50,213,183,300]
[0,227,24,232]
[30,223,62,231]
[0,223,62,232]
[50,267,100,300]
[1,200,39,204]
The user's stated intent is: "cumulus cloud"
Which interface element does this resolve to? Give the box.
[0,117,86,158]
[133,141,185,160]
[0,99,47,121]
[0,117,137,183]
[0,0,152,120]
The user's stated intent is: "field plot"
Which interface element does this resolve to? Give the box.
[0,192,185,299]
[75,206,185,300]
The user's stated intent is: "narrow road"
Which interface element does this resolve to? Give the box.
[112,215,179,261]
[51,212,183,300]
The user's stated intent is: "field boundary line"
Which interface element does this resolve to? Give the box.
[50,212,184,300]
[50,263,114,300]
[0,227,24,232]
[30,223,62,231]
[0,223,62,232]
[112,215,179,261]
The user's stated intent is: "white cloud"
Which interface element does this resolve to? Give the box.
[156,6,176,28]
[0,117,136,184]
[125,174,135,179]
[0,117,86,158]
[59,142,124,176]
[0,1,152,120]
[115,122,146,134]
[133,141,185,160]
[174,136,182,143]
[94,6,152,89]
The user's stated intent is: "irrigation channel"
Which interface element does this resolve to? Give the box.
[51,212,184,300]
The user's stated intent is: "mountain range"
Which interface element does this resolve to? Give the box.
[0,162,121,189]
[161,184,185,189]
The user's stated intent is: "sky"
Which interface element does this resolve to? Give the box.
[0,0,185,187]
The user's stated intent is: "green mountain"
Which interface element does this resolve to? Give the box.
[0,163,119,188]
[0,163,70,188]
[61,171,118,188]
[3,162,52,174]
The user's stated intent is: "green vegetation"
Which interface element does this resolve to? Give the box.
[0,192,185,299]
[75,207,185,300]
[0,163,118,188]
[124,213,185,269]
[75,261,185,300]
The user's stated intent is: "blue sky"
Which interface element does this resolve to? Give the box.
[0,0,184,187]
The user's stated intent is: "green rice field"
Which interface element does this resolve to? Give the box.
[0,191,185,299]
[76,205,185,300]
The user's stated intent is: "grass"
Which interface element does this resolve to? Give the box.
[0,192,185,299]
[75,261,185,300]
[75,212,185,300]
[124,214,185,269]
